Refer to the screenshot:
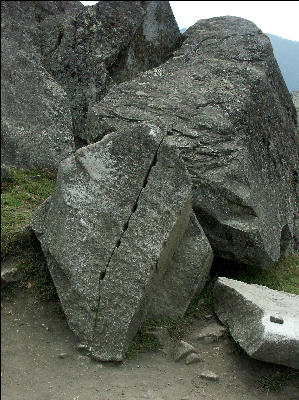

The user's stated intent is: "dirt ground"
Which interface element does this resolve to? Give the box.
[1,288,298,400]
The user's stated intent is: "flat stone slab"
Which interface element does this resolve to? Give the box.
[213,277,299,369]
[31,123,194,361]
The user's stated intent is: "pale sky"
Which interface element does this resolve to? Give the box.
[80,1,299,41]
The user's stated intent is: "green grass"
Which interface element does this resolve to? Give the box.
[1,167,59,303]
[1,167,56,258]
[126,319,163,358]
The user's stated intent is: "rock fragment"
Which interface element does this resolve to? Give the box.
[173,341,197,361]
[213,277,299,369]
[145,213,213,319]
[199,371,219,381]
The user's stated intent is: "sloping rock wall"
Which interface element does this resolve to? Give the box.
[87,16,299,268]
[1,1,81,169]
[291,91,299,252]
[41,1,181,145]
[31,124,212,361]
[213,277,299,369]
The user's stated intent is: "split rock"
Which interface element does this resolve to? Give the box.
[213,277,299,369]
[87,16,299,268]
[31,124,193,361]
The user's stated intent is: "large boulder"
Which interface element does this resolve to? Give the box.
[0,1,83,169]
[87,16,299,268]
[42,1,182,145]
[213,277,299,369]
[31,124,212,361]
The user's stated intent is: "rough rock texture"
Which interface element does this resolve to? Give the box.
[30,124,211,361]
[87,16,299,268]
[146,213,213,318]
[42,1,181,145]
[1,1,82,169]
[213,277,299,369]
[291,91,299,127]
[291,91,299,252]
[0,1,82,169]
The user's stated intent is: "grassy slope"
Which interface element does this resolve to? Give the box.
[1,168,59,301]
[1,167,56,258]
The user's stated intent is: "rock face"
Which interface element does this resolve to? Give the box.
[31,124,212,361]
[291,91,299,252]
[213,277,299,369]
[1,1,82,169]
[87,16,299,268]
[146,213,213,318]
[42,1,181,145]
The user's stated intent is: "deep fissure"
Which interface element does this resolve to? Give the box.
[93,134,166,332]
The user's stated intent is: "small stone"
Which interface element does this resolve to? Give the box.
[173,340,197,361]
[185,353,201,365]
[41,323,49,331]
[76,343,91,353]
[270,315,284,324]
[196,323,226,343]
[30,175,41,181]
[59,353,67,359]
[1,266,21,283]
[204,314,213,320]
[199,371,219,381]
